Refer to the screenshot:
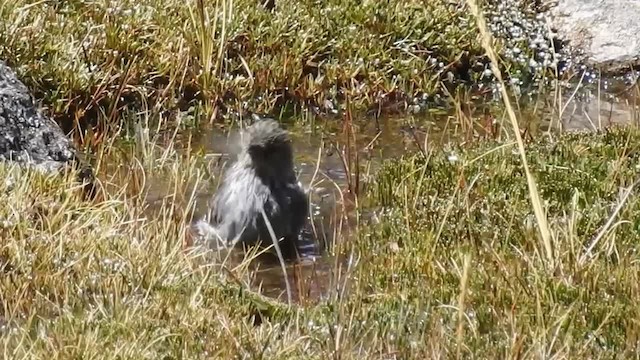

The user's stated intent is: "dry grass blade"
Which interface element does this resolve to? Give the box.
[466,0,554,268]
[456,253,471,359]
[579,178,640,265]
[260,206,293,305]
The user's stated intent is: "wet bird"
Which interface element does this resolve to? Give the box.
[191,117,309,259]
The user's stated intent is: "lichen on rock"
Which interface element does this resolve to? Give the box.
[0,61,93,193]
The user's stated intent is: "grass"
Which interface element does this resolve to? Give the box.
[4,125,640,357]
[466,0,554,272]
[0,0,551,137]
[3,0,640,358]
[365,127,640,357]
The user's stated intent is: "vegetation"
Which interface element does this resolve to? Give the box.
[2,0,640,358]
[0,0,549,135]
[4,125,640,357]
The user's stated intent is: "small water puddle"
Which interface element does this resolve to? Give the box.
[140,114,444,303]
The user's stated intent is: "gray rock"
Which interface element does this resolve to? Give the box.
[550,0,640,70]
[0,61,94,194]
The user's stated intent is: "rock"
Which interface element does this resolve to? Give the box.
[0,61,94,195]
[550,0,640,70]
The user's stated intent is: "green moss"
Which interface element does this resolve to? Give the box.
[0,0,522,128]
[353,127,640,356]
